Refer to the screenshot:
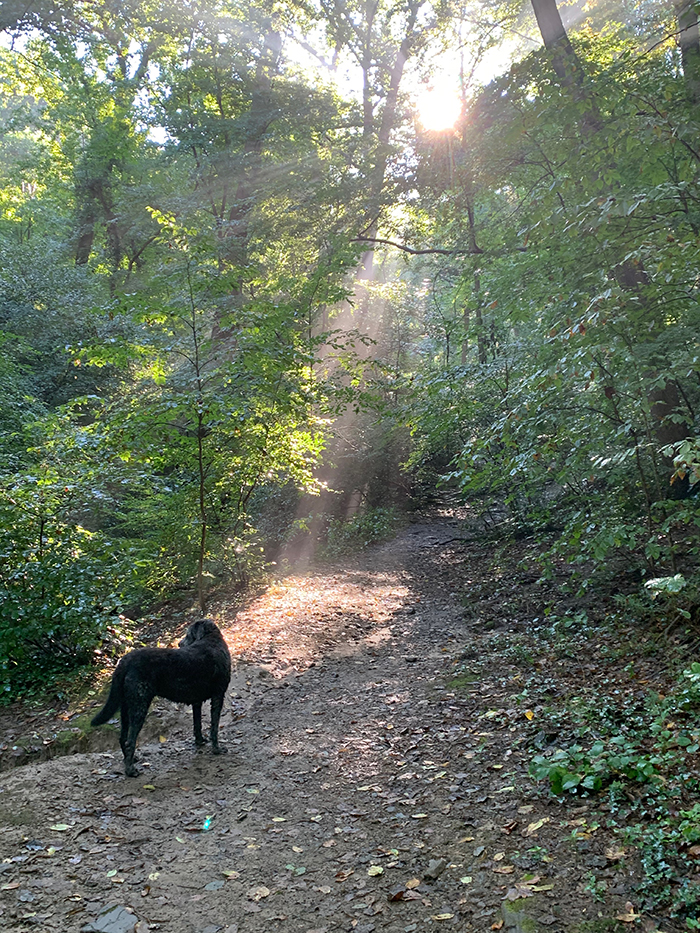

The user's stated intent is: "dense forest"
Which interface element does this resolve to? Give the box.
[0,0,699,699]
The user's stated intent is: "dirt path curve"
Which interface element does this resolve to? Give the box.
[0,513,645,933]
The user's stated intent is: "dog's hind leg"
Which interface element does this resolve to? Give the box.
[210,693,227,755]
[122,712,147,777]
[119,704,130,759]
[121,689,151,777]
[192,703,206,747]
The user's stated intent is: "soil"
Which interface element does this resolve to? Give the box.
[0,509,681,933]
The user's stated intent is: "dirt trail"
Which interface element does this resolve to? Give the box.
[0,513,652,933]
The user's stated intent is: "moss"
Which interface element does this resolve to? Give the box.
[447,672,480,690]
[501,897,542,932]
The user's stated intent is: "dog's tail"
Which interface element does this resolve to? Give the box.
[91,664,124,726]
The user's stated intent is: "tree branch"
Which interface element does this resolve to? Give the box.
[353,236,482,256]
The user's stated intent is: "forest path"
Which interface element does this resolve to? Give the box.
[0,511,652,933]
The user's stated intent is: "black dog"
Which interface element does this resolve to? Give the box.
[91,618,231,777]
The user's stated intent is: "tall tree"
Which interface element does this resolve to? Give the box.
[307,0,448,278]
[676,0,700,104]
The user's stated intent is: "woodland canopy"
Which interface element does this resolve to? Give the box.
[0,0,699,698]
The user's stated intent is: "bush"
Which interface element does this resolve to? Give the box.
[319,506,401,560]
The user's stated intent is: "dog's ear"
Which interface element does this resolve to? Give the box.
[179,619,202,647]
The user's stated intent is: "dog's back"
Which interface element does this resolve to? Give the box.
[125,632,230,706]
[91,618,231,775]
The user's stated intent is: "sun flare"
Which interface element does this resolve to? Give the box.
[415,85,462,132]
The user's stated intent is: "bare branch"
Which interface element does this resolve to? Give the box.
[353,236,482,256]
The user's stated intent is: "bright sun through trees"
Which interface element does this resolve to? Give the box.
[414,82,462,131]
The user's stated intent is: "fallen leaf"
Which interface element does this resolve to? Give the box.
[459,876,472,884]
[159,735,167,743]
[524,817,551,837]
[493,865,515,874]
[1,882,20,890]
[49,824,70,831]
[432,914,454,921]
[505,885,535,901]
[525,710,534,721]
[142,784,156,791]
[223,870,240,880]
[518,805,534,814]
[272,817,286,823]
[605,847,626,861]
[368,866,384,876]
[493,852,506,861]
[335,869,354,882]
[491,922,504,930]
[292,846,303,853]
[616,903,640,923]
[405,878,421,889]
[247,885,270,901]
[411,813,429,820]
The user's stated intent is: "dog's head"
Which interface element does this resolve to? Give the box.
[179,618,221,647]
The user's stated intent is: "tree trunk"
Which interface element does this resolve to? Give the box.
[360,1,422,282]
[529,0,600,130]
[676,0,700,104]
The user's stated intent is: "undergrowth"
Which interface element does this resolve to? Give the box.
[521,610,700,927]
[317,506,402,560]
[449,581,700,927]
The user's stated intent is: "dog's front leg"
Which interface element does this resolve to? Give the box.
[192,703,206,746]
[210,693,227,755]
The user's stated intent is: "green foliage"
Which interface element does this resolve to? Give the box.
[319,506,401,560]
[2,1,700,701]
[398,28,700,583]
[0,461,141,698]
[530,736,666,796]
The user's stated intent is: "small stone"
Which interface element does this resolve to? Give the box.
[424,858,447,880]
[82,905,138,933]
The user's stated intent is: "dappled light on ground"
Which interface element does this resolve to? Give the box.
[210,572,411,673]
